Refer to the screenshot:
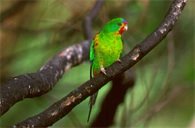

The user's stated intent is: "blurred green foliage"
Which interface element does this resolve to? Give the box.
[0,0,194,127]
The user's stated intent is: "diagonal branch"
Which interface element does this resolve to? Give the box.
[91,69,135,127]
[0,41,90,116]
[0,0,104,116]
[14,0,187,127]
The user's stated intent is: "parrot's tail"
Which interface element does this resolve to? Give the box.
[87,92,98,122]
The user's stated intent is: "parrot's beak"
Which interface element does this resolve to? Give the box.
[119,21,128,34]
[123,21,128,31]
[124,24,128,31]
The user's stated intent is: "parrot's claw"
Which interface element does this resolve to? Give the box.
[117,59,122,63]
[100,67,107,75]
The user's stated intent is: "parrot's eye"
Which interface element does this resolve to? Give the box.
[117,23,122,26]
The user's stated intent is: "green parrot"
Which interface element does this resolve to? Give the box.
[88,18,128,121]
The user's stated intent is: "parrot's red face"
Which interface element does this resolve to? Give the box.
[118,21,128,35]
[101,18,128,35]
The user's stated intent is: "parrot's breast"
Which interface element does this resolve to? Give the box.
[92,33,123,74]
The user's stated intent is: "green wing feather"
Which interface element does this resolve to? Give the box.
[88,40,95,122]
[89,40,94,80]
[90,40,94,62]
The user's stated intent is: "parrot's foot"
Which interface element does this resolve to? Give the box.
[117,59,122,63]
[100,67,107,75]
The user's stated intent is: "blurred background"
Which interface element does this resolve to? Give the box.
[0,0,194,127]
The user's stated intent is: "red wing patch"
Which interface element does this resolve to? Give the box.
[94,34,99,47]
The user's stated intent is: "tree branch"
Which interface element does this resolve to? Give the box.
[91,69,135,127]
[0,0,104,116]
[0,41,89,116]
[13,0,187,127]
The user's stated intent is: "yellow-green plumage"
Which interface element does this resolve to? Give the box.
[88,18,128,122]
[91,33,123,74]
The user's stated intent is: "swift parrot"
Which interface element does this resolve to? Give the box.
[88,18,128,122]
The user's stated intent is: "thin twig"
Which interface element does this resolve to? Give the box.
[83,0,104,40]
